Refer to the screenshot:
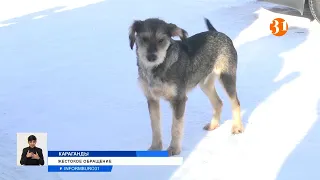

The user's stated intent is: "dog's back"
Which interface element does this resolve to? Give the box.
[171,19,237,90]
[181,18,243,134]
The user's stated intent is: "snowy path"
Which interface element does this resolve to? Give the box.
[0,0,319,180]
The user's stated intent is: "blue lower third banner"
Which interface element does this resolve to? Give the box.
[48,165,113,172]
[47,151,183,168]
[48,151,169,157]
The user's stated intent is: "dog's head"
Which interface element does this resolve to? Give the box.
[129,18,188,68]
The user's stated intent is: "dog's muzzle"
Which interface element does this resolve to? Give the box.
[146,54,157,62]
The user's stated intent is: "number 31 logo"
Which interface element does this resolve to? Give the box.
[270,18,289,36]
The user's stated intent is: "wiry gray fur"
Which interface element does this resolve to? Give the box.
[129,18,244,156]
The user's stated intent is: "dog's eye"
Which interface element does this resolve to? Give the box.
[158,39,164,43]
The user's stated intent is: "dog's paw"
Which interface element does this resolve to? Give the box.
[167,146,181,156]
[148,143,163,151]
[203,122,219,131]
[232,122,244,134]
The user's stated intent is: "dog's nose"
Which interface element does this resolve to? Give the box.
[147,54,157,62]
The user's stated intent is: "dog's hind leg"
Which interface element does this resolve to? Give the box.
[219,72,244,134]
[147,99,163,150]
[200,73,223,131]
[168,96,187,156]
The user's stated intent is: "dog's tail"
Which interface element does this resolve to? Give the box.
[204,18,217,32]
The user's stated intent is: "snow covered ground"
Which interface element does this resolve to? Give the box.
[0,0,320,179]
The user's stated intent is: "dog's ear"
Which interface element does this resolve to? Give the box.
[167,23,188,40]
[129,20,143,50]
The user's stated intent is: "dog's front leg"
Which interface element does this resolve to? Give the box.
[168,96,187,156]
[147,99,163,150]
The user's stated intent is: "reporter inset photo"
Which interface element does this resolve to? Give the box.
[16,133,47,166]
